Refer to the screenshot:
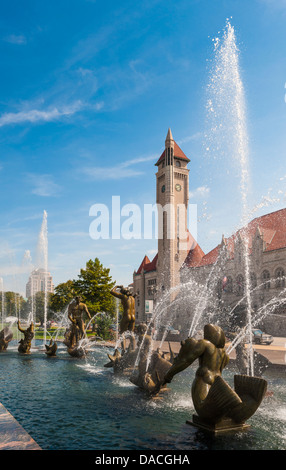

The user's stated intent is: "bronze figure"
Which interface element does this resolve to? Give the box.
[45,339,58,357]
[64,297,91,357]
[129,323,174,395]
[0,327,13,351]
[17,320,34,354]
[110,286,136,334]
[163,323,267,432]
[68,296,91,340]
[104,334,137,374]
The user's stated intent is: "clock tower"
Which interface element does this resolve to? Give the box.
[155,128,190,297]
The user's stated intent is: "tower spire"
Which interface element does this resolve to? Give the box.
[165,127,173,144]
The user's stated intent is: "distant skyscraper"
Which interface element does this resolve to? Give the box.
[26,268,54,298]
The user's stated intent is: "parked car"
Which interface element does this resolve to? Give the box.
[252,329,273,345]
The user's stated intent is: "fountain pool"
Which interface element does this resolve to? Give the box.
[0,341,285,450]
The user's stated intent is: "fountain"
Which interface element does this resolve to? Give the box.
[106,285,137,369]
[36,210,49,345]
[63,296,92,357]
[162,324,267,433]
[0,277,5,329]
[0,20,284,451]
[105,286,173,395]
[205,19,255,374]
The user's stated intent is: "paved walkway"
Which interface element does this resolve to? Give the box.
[152,337,286,366]
[0,403,41,450]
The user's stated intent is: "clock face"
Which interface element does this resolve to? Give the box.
[175,184,181,192]
[161,185,165,193]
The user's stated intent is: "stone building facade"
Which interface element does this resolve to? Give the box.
[181,209,286,336]
[132,130,286,336]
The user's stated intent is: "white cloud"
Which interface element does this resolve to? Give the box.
[189,186,210,199]
[177,132,203,145]
[0,101,83,127]
[4,34,27,45]
[83,166,144,180]
[81,153,156,180]
[26,174,61,197]
[258,0,286,8]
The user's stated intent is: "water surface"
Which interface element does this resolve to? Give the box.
[0,341,285,450]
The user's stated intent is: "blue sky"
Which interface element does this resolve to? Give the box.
[0,0,286,295]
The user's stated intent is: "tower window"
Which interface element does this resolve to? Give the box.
[275,268,285,288]
[262,270,270,290]
[175,159,181,167]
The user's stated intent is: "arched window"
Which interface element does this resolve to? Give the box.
[262,270,270,290]
[175,159,181,167]
[275,267,285,288]
[236,275,244,296]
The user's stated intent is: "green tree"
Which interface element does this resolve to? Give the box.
[33,291,53,325]
[49,280,76,313]
[95,313,115,340]
[2,292,28,318]
[73,258,116,316]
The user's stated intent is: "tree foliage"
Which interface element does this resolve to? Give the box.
[1,258,117,330]
[74,258,116,316]
[49,280,75,313]
[49,258,116,318]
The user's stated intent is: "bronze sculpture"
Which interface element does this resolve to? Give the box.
[0,326,13,351]
[104,323,147,375]
[129,323,174,395]
[17,320,34,354]
[110,286,136,335]
[45,339,58,357]
[68,296,91,340]
[104,333,138,375]
[64,297,91,357]
[163,323,267,433]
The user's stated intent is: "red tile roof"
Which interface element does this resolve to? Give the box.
[185,208,286,268]
[183,243,205,268]
[155,142,190,166]
[136,255,150,274]
[144,253,158,272]
[136,254,158,274]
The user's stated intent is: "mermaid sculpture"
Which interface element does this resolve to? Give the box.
[129,323,174,396]
[45,339,58,357]
[163,323,267,432]
[17,320,34,354]
[0,326,13,351]
[104,332,138,375]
